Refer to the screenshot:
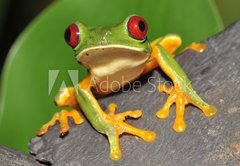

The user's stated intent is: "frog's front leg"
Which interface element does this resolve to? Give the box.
[77,75,156,160]
[37,87,84,135]
[152,45,217,132]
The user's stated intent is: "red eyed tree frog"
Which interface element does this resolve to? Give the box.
[37,15,217,160]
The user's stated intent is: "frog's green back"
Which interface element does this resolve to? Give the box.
[0,0,223,152]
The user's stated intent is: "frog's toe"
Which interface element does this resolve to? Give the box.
[37,112,59,136]
[117,122,156,142]
[111,150,122,161]
[108,134,122,161]
[142,131,156,142]
[37,109,84,136]
[115,110,142,120]
[156,110,169,119]
[173,118,186,132]
[157,85,188,132]
[201,105,217,117]
[172,94,188,132]
[107,103,142,121]
[156,84,176,119]
[37,126,48,136]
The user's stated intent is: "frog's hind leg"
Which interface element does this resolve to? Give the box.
[37,87,84,136]
[153,45,217,132]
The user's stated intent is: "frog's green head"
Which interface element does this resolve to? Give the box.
[64,15,151,70]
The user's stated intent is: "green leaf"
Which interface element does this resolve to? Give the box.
[215,0,240,27]
[0,0,223,152]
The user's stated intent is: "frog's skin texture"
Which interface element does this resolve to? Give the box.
[37,15,217,160]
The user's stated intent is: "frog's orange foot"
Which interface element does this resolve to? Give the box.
[181,42,206,53]
[156,85,217,132]
[105,103,156,160]
[37,109,84,136]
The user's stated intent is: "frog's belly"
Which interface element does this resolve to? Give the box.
[92,64,145,95]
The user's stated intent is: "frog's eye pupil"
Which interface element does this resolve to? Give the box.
[64,29,71,42]
[64,23,80,48]
[138,21,145,32]
[127,16,148,40]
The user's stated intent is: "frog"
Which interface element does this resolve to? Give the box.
[37,15,217,160]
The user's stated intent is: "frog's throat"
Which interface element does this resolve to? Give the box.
[76,45,149,62]
[76,45,150,72]
[76,45,151,94]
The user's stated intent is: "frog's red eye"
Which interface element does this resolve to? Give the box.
[64,23,80,48]
[127,16,148,40]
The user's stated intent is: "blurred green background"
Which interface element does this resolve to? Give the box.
[0,0,239,153]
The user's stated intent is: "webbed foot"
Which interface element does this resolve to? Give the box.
[37,109,84,136]
[104,103,156,160]
[156,84,217,132]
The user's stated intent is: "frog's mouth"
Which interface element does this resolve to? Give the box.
[76,45,150,78]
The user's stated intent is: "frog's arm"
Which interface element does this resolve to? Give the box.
[147,37,217,132]
[37,87,84,135]
[76,74,155,160]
